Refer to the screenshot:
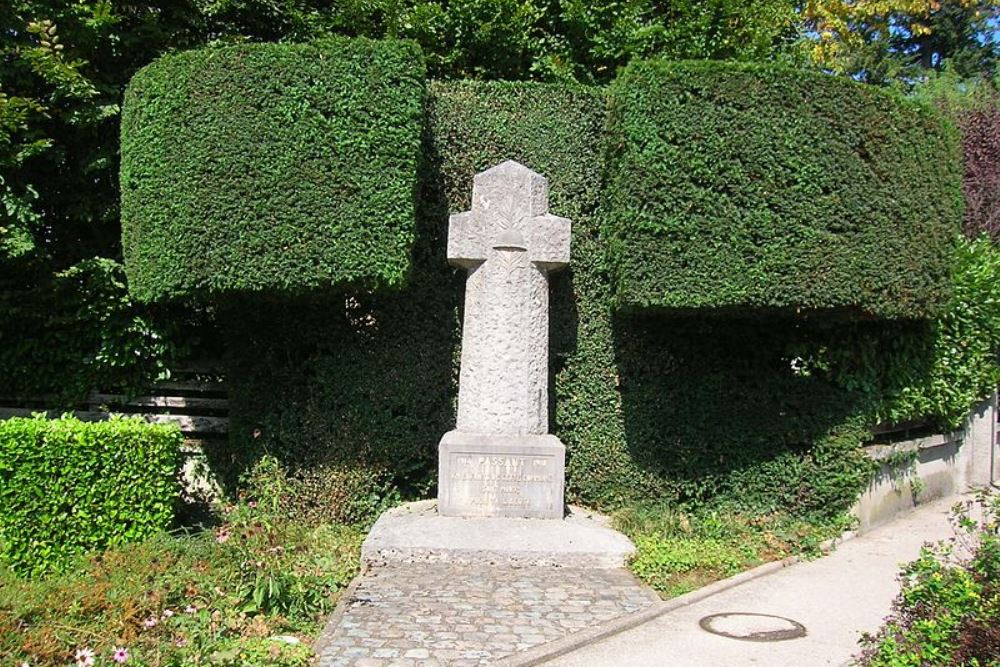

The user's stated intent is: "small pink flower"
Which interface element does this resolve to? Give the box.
[248,500,258,509]
[252,427,262,439]
[112,647,129,663]
[74,648,95,667]
[162,609,174,618]
[174,637,188,647]
[215,527,231,544]
[184,604,198,614]
[143,616,158,629]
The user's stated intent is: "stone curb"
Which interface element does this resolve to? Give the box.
[313,573,366,658]
[496,531,856,667]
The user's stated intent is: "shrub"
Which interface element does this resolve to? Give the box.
[617,504,849,598]
[603,60,963,319]
[120,38,425,302]
[0,415,181,576]
[605,315,878,515]
[959,103,1000,242]
[856,491,1000,666]
[240,455,401,527]
[912,72,1000,242]
[0,258,173,403]
[799,237,1000,430]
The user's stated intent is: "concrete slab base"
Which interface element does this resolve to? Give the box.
[361,500,636,569]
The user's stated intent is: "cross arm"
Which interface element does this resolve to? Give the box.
[529,214,572,271]
[447,210,487,268]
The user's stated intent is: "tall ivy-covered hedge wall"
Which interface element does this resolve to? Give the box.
[604,60,964,318]
[120,39,425,302]
[221,79,877,520]
[220,80,608,508]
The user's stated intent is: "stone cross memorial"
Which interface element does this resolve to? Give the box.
[439,160,571,519]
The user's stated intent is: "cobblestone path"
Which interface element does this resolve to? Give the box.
[315,563,658,667]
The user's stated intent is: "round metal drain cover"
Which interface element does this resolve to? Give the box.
[699,613,807,642]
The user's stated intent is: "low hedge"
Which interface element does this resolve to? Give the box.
[603,60,963,319]
[120,39,425,302]
[0,415,181,576]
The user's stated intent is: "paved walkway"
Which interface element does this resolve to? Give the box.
[315,563,658,667]
[544,496,962,667]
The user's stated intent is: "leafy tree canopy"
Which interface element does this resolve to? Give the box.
[800,0,1000,84]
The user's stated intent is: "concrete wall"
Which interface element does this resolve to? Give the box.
[853,393,997,532]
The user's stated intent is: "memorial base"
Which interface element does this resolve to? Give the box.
[438,430,565,519]
[361,501,635,568]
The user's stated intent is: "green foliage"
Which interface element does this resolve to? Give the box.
[394,0,797,82]
[857,491,1000,666]
[128,0,797,83]
[220,284,457,509]
[120,39,425,302]
[0,1,201,401]
[617,504,850,597]
[797,237,1000,430]
[0,0,796,290]
[604,60,963,318]
[0,415,181,576]
[0,500,362,667]
[798,1,1000,87]
[629,535,751,591]
[214,490,362,620]
[0,91,47,260]
[1,2,194,270]
[878,238,1000,426]
[220,79,607,508]
[222,79,879,521]
[4,2,988,533]
[0,257,174,402]
[603,315,879,513]
[910,67,1000,114]
[0,0,797,397]
[240,455,402,528]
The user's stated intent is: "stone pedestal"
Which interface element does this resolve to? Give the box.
[438,431,565,519]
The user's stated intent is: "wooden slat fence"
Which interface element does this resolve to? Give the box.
[0,367,228,442]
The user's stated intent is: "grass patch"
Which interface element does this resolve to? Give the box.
[1,492,363,666]
[615,504,850,598]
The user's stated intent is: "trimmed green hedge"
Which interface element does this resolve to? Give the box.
[604,60,964,318]
[219,80,608,508]
[120,39,425,302]
[0,415,181,576]
[428,81,874,516]
[220,80,876,520]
